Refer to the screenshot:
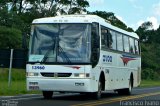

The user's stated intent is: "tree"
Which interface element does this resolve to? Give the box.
[154,26,160,44]
[0,6,26,49]
[0,26,22,49]
[136,22,160,80]
[136,21,154,43]
[2,0,89,16]
[0,6,26,31]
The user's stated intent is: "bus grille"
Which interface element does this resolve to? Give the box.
[40,72,72,77]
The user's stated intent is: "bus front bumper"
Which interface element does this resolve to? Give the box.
[27,77,95,92]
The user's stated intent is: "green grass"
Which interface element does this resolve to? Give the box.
[140,80,160,87]
[0,80,27,95]
[0,68,40,96]
[0,68,25,81]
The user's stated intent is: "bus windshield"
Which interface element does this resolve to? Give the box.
[29,23,91,64]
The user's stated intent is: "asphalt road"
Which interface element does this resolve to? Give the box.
[1,86,160,106]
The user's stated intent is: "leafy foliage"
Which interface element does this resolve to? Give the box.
[136,22,160,80]
[141,68,159,80]
[0,26,22,49]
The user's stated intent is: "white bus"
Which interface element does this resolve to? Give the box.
[26,15,141,99]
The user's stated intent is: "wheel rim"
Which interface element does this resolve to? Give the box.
[129,80,132,93]
[97,81,102,98]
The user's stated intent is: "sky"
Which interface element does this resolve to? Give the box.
[87,0,160,31]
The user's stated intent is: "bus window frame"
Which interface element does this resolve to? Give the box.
[100,25,141,56]
[91,22,100,68]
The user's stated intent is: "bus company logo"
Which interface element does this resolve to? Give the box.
[65,66,81,69]
[121,54,136,66]
[103,55,112,63]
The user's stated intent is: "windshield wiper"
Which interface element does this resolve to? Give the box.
[58,45,71,63]
[41,49,52,62]
[41,38,56,62]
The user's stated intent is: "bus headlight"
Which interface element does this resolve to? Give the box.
[79,73,85,78]
[27,72,39,76]
[74,73,90,78]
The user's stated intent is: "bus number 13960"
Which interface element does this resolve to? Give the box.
[32,66,45,70]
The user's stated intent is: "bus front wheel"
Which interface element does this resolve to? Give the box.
[42,91,53,99]
[93,80,102,99]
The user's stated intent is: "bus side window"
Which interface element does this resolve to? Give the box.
[108,30,113,49]
[117,33,123,51]
[110,30,117,50]
[123,35,129,53]
[101,26,108,49]
[129,38,135,54]
[101,29,105,48]
[135,40,139,55]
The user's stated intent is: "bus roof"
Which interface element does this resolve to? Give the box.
[32,15,139,39]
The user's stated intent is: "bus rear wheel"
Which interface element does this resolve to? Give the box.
[125,78,132,95]
[118,79,132,95]
[42,91,53,99]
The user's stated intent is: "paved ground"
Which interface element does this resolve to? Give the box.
[1,86,160,106]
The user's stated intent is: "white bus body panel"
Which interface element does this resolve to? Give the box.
[26,65,99,92]
[97,50,141,90]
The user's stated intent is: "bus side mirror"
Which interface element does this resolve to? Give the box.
[91,22,100,68]
[93,36,100,48]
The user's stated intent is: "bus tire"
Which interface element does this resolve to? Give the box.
[42,91,53,99]
[118,79,132,95]
[93,80,102,100]
[125,78,133,95]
